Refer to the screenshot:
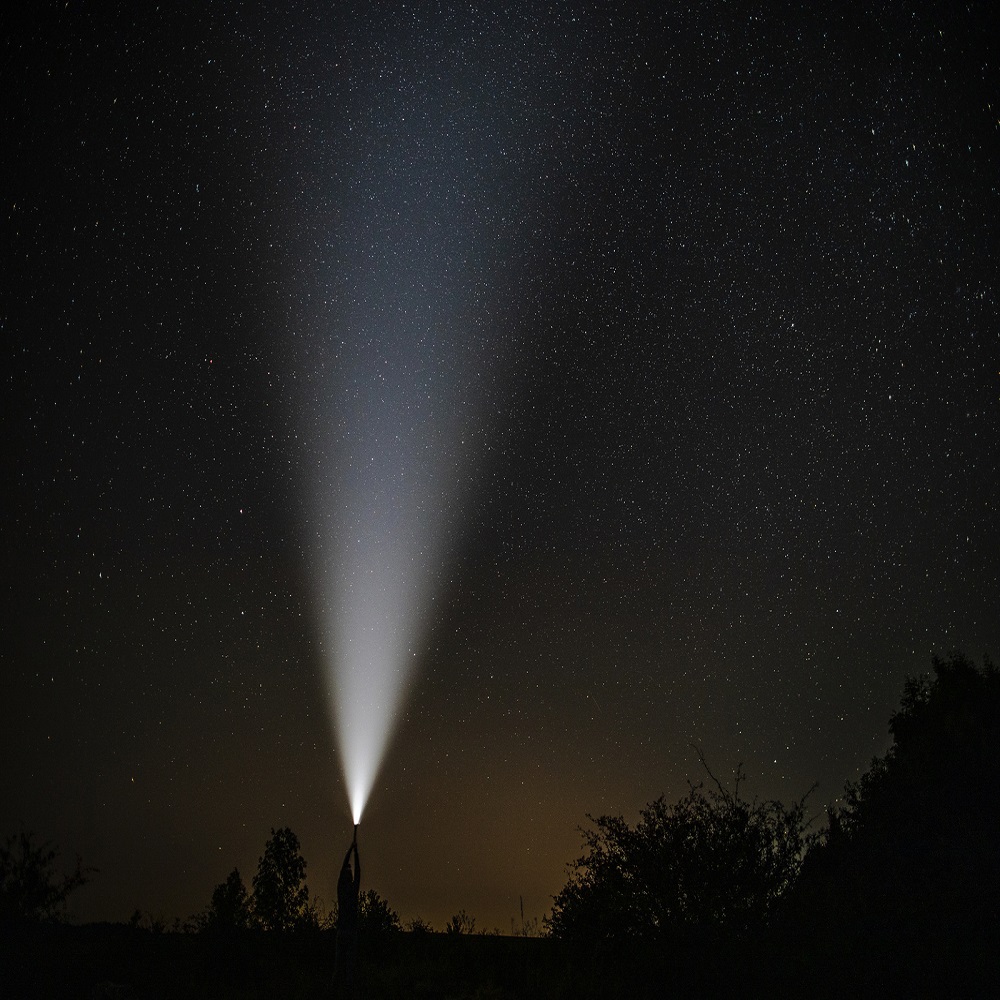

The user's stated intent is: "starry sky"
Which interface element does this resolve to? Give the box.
[3,2,998,933]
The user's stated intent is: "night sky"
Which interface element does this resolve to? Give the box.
[3,2,998,933]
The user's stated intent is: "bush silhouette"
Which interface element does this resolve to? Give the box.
[445,909,476,935]
[357,888,400,937]
[0,829,93,925]
[547,757,813,944]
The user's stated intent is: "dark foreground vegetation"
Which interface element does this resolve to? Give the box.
[5,915,998,1000]
[2,922,560,1000]
[3,654,998,999]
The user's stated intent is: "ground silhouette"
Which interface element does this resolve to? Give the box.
[3,654,998,998]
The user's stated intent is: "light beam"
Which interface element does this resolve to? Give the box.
[295,10,584,821]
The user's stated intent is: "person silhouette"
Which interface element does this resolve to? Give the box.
[334,826,361,994]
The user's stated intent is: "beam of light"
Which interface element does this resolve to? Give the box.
[303,68,505,825]
[321,373,469,824]
[295,11,586,823]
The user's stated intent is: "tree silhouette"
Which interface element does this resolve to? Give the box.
[0,829,93,925]
[547,758,813,944]
[202,867,251,932]
[251,827,309,932]
[795,653,1000,934]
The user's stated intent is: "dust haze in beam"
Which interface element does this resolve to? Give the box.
[296,10,589,821]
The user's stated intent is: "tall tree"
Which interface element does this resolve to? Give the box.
[251,827,309,932]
